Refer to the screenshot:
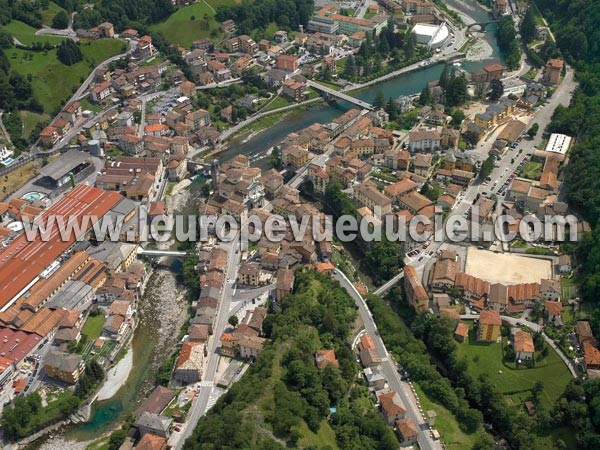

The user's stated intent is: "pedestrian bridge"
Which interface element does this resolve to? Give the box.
[306,80,375,110]
[137,248,189,258]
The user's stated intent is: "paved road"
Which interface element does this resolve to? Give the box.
[334,269,441,450]
[173,234,240,450]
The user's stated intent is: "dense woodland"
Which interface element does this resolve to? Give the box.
[525,0,600,446]
[215,0,313,36]
[184,271,398,450]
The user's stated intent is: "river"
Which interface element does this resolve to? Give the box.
[28,1,502,447]
[221,0,503,166]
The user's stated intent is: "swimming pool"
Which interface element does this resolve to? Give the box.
[1,157,13,166]
[22,192,44,201]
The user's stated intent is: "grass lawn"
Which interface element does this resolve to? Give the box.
[19,110,50,137]
[413,383,476,450]
[40,2,67,27]
[81,314,106,342]
[9,39,125,113]
[456,323,572,408]
[151,1,223,48]
[5,20,64,46]
[261,95,292,112]
[0,160,39,197]
[313,79,341,91]
[294,419,340,449]
[519,161,542,180]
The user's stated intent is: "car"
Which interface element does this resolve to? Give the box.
[236,368,242,374]
[482,191,488,196]
[516,321,523,326]
[418,256,424,261]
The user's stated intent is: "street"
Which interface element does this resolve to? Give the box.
[334,269,441,450]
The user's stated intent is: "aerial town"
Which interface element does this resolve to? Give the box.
[0,0,598,449]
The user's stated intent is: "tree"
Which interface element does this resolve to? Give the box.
[52,11,70,30]
[460,408,483,433]
[343,55,357,79]
[451,109,466,127]
[521,7,537,44]
[478,155,495,181]
[373,89,385,109]
[439,64,450,88]
[228,315,239,327]
[385,97,398,121]
[445,73,468,107]
[418,85,431,106]
[268,146,283,169]
[527,123,539,138]
[488,78,504,100]
[56,40,83,66]
[0,27,13,49]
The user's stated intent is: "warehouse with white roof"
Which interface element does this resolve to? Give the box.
[412,22,450,49]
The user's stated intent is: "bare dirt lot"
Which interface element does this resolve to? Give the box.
[465,248,552,284]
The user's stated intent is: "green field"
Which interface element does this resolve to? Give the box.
[456,323,572,408]
[40,1,67,27]
[5,20,64,46]
[81,313,107,342]
[519,160,543,180]
[413,384,476,450]
[151,1,223,48]
[19,110,50,137]
[9,39,125,113]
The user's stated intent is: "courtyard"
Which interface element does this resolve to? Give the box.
[465,248,552,284]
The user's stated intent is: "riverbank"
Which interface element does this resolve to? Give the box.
[95,349,133,402]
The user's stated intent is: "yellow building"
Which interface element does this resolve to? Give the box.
[477,310,502,342]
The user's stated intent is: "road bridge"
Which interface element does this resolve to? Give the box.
[306,81,375,110]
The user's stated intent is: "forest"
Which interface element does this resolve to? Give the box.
[521,0,600,446]
[215,0,313,35]
[183,270,398,450]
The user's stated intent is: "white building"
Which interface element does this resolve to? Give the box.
[412,22,450,49]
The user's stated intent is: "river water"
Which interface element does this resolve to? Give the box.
[31,1,502,446]
[222,0,502,165]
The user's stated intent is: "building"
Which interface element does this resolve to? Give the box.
[173,342,203,383]
[513,330,534,361]
[378,391,407,425]
[396,417,419,444]
[404,265,429,311]
[544,59,564,85]
[478,310,502,342]
[315,349,339,369]
[408,128,441,152]
[352,180,392,216]
[454,322,469,342]
[135,434,167,450]
[472,63,506,83]
[275,55,299,72]
[544,300,563,326]
[412,22,450,49]
[134,412,172,438]
[44,350,85,384]
[281,79,305,102]
[276,268,294,300]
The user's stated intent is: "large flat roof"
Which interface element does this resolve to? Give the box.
[39,149,93,181]
[0,185,122,311]
[545,133,572,155]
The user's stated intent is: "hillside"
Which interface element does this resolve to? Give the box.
[183,270,399,450]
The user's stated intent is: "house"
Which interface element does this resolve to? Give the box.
[454,322,468,342]
[413,153,433,177]
[540,278,560,301]
[44,351,85,384]
[557,254,571,274]
[281,79,305,102]
[352,180,392,216]
[404,265,429,311]
[315,349,339,369]
[97,22,115,38]
[90,81,113,102]
[39,126,60,147]
[135,434,167,450]
[582,341,600,371]
[359,347,382,368]
[396,418,419,444]
[134,412,172,438]
[364,366,386,390]
[472,63,506,83]
[378,391,407,425]
[513,330,534,361]
[544,58,564,85]
[408,128,441,152]
[544,300,563,326]
[429,250,461,293]
[275,55,299,72]
[477,309,501,342]
[577,321,594,346]
[276,268,294,300]
[173,342,203,383]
